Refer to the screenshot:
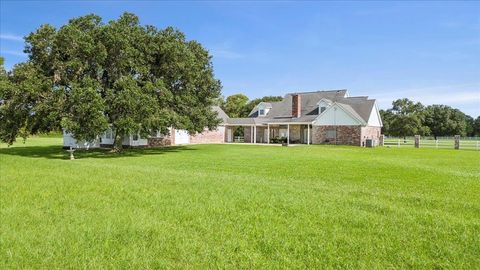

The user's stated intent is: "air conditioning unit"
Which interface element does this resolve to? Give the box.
[366,139,376,148]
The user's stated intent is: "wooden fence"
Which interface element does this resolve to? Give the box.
[383,136,479,150]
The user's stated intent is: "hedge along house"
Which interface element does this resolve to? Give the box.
[63,106,229,149]
[224,90,383,146]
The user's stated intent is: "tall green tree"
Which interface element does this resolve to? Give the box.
[464,115,475,137]
[424,105,467,139]
[2,12,222,150]
[0,61,62,145]
[222,94,249,118]
[387,98,429,138]
[61,78,109,143]
[379,109,394,136]
[473,116,480,137]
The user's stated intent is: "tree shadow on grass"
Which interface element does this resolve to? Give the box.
[0,145,196,160]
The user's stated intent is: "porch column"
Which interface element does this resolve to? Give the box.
[253,125,257,144]
[307,124,310,145]
[267,124,270,144]
[250,126,253,143]
[287,124,290,145]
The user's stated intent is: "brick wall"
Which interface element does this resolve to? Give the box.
[312,125,362,146]
[360,126,381,146]
[148,136,172,147]
[190,126,225,144]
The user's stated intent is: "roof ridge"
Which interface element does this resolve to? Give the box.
[286,89,348,95]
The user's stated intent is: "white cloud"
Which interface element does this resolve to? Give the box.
[210,49,244,60]
[0,34,24,42]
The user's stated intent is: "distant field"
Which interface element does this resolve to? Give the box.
[1,136,479,269]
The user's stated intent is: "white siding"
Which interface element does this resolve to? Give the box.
[122,134,148,147]
[174,129,190,145]
[367,103,383,127]
[100,128,114,145]
[63,131,100,149]
[64,130,149,148]
[313,104,362,126]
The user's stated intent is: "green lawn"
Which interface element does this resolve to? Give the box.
[1,136,479,269]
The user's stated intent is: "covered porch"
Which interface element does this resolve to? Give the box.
[225,123,313,145]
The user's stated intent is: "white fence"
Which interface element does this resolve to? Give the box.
[384,136,479,150]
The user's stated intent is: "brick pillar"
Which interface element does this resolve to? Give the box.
[414,135,420,148]
[454,135,460,150]
[292,94,301,118]
[379,135,384,146]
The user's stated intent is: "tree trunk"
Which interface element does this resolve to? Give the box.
[112,130,123,152]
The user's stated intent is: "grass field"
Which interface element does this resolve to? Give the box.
[1,136,479,269]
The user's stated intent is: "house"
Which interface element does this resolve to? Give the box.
[224,90,382,146]
[63,106,229,149]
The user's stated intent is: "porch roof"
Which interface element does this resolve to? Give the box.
[225,115,316,126]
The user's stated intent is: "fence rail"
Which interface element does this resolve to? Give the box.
[383,136,479,150]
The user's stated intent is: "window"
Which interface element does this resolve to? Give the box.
[320,106,326,113]
[326,130,336,139]
[259,108,265,116]
[133,134,139,141]
[105,129,112,140]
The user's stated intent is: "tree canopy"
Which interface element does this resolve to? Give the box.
[381,98,479,138]
[424,105,467,139]
[0,13,222,149]
[222,94,249,118]
[219,94,282,118]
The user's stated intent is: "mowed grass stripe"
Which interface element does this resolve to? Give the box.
[1,136,479,269]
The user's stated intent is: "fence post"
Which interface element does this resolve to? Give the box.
[414,135,420,148]
[397,139,400,148]
[379,135,384,146]
[436,140,438,149]
[454,135,460,150]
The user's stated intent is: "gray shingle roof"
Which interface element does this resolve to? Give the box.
[212,106,229,123]
[228,89,376,126]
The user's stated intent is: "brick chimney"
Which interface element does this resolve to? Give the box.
[292,94,301,118]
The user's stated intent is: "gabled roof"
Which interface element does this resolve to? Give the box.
[248,101,280,117]
[317,98,332,106]
[334,103,367,125]
[212,106,229,123]
[229,89,379,126]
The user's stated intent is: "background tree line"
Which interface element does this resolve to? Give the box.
[380,98,480,139]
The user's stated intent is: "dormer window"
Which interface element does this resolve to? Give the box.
[252,102,272,117]
[317,99,332,114]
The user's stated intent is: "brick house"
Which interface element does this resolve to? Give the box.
[64,90,382,148]
[224,90,383,146]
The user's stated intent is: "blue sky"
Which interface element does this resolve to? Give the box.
[1,1,479,116]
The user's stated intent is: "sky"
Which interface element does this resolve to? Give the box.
[1,1,479,117]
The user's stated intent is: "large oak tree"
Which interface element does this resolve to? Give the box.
[1,13,221,149]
